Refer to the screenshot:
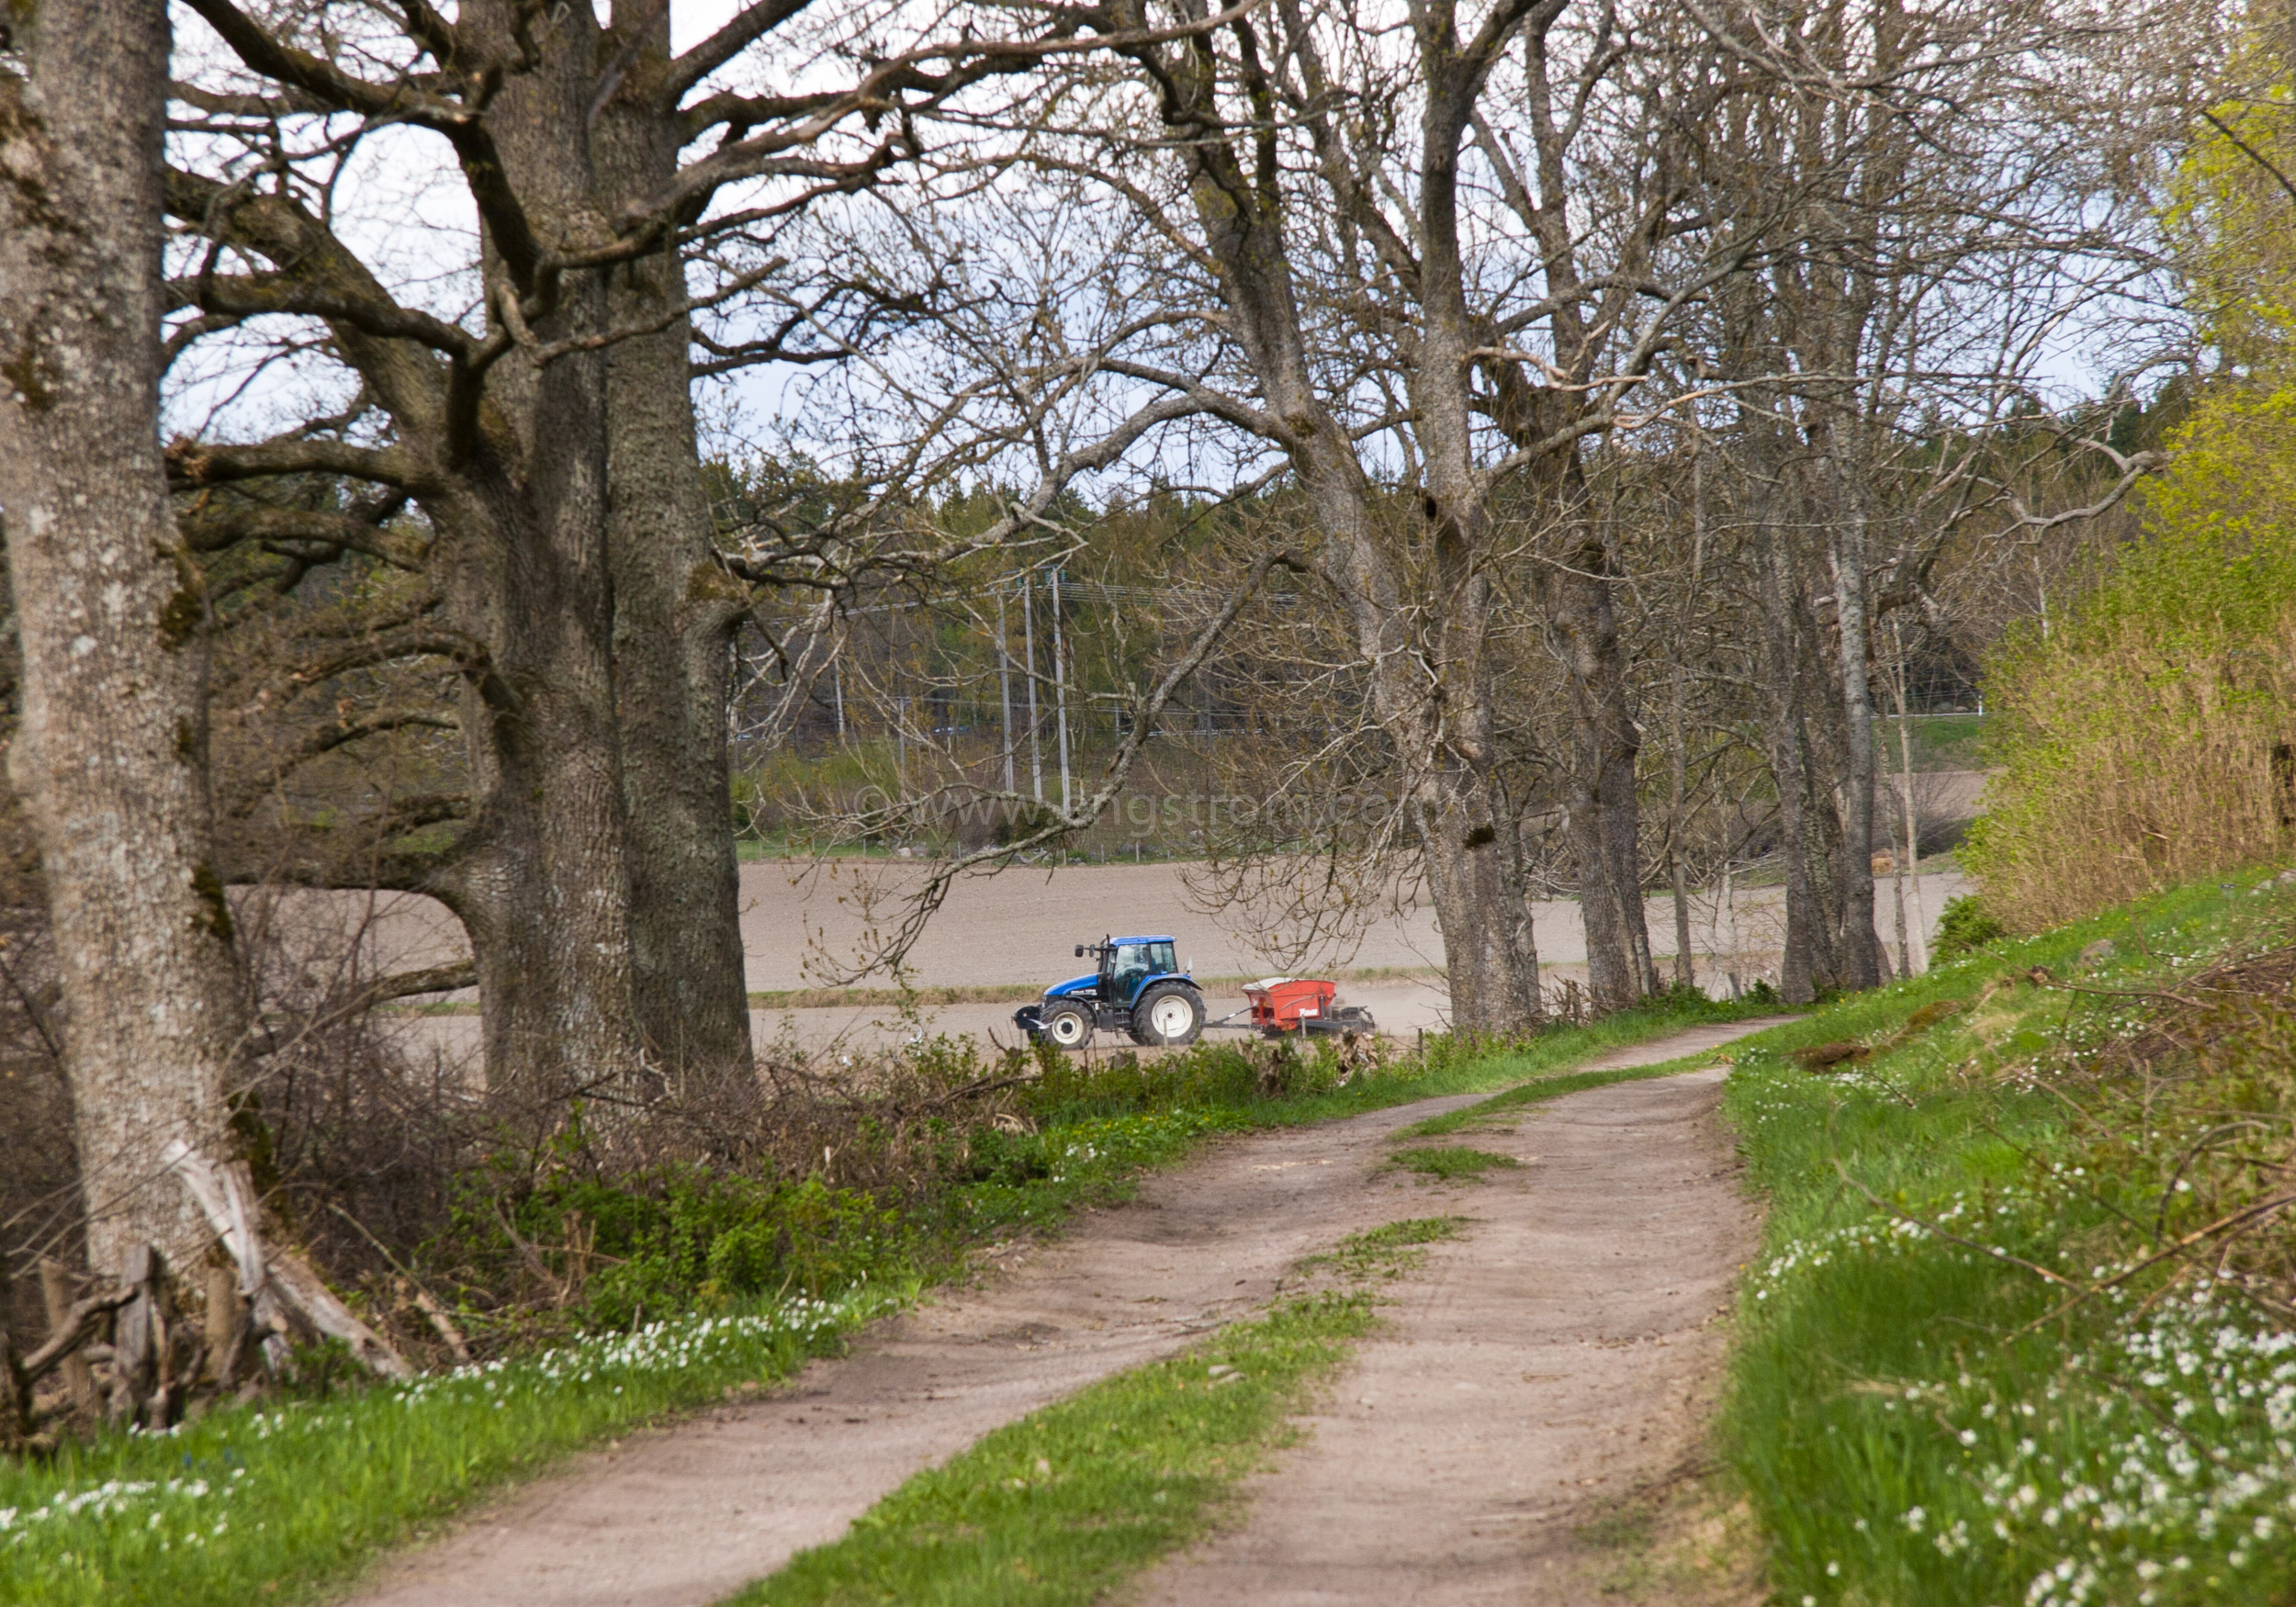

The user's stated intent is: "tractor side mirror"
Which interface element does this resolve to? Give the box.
[1075,944,1086,958]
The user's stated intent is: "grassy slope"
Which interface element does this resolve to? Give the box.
[0,995,1762,1606]
[1717,871,2296,1607]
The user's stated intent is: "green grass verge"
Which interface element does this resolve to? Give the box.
[1384,1145,1523,1181]
[0,992,1761,1606]
[0,1288,905,1606]
[727,1219,1466,1607]
[1716,869,2296,1607]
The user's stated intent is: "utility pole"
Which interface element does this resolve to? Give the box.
[1023,573,1042,802]
[1052,568,1073,816]
[998,583,1016,793]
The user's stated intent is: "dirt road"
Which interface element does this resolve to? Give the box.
[333,1017,1781,1607]
[1133,1056,1761,1606]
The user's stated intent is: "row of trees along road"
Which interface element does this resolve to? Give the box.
[0,0,2218,1279]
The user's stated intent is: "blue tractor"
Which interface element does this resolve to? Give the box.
[1013,935,1206,1051]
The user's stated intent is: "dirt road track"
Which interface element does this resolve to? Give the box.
[1132,1057,1763,1606]
[333,1018,1783,1607]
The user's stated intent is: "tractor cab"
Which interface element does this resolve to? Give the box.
[1015,934,1206,1051]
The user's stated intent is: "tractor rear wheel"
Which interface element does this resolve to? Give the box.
[1041,1000,1094,1051]
[1132,983,1204,1048]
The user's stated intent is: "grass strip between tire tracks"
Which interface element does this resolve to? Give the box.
[1383,1146,1524,1182]
[724,1219,1468,1607]
[1390,1048,1734,1141]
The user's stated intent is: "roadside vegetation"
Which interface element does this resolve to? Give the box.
[1967,44,2296,935]
[0,991,1764,1605]
[1719,869,2296,1606]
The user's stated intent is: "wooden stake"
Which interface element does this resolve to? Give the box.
[39,1258,93,1411]
[110,1243,161,1425]
[204,1261,244,1388]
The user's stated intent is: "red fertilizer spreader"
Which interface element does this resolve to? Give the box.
[1227,977,1377,1038]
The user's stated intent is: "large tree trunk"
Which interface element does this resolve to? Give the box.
[0,0,247,1274]
[1545,528,1659,1013]
[1415,775,1541,1036]
[441,477,648,1104]
[442,0,650,1104]
[1754,513,1874,1002]
[594,38,755,1081]
[1754,523,1822,1004]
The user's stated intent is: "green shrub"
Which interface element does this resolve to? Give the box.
[1965,382,2296,930]
[1929,893,2007,961]
[488,1167,917,1330]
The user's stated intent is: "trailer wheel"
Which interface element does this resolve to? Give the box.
[1133,983,1204,1047]
[1041,1000,1094,1051]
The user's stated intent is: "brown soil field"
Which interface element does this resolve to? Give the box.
[298,858,1965,1060]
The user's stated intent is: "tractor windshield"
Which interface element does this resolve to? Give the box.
[1108,940,1176,1001]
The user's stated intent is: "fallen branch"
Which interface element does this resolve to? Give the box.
[923,1070,1043,1109]
[409,1283,473,1367]
[2016,1190,2296,1338]
[18,1287,137,1388]
[324,1201,471,1365]
[163,1139,411,1378]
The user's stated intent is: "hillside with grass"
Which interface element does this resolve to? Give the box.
[1714,382,2296,1600]
[1716,870,2296,1606]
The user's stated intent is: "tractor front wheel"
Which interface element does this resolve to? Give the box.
[1132,983,1205,1048]
[1041,1000,1094,1051]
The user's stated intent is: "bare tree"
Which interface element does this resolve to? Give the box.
[937,0,1802,1027]
[161,0,1144,1096]
[1674,0,2186,996]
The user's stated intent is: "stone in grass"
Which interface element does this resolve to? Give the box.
[1902,998,1963,1032]
[1881,998,1963,1050]
[2077,938,2118,970]
[1791,1040,1870,1073]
